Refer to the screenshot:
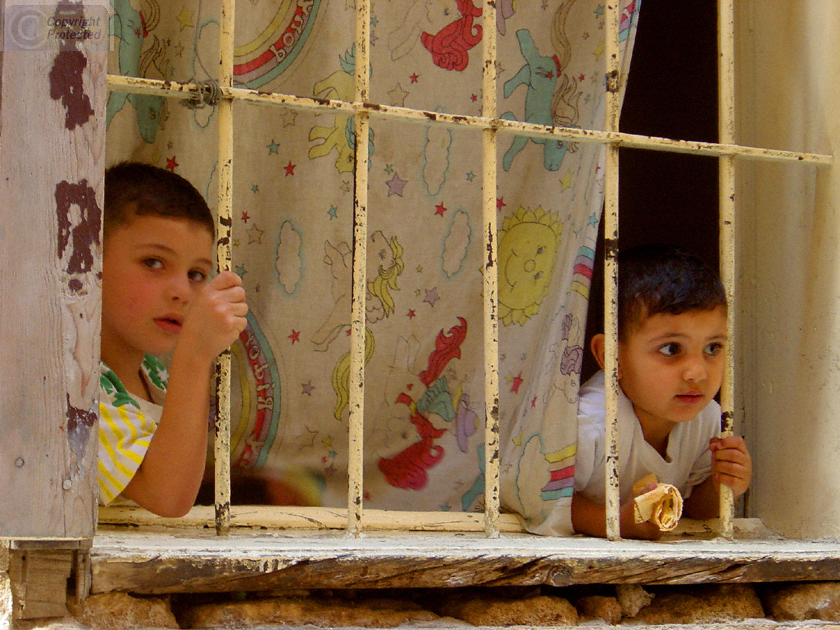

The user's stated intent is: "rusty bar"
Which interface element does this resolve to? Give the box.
[213,0,235,536]
[717,0,736,540]
[346,0,371,538]
[98,505,527,532]
[105,76,832,166]
[603,0,622,542]
[481,0,500,539]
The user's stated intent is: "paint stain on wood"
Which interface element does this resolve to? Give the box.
[49,50,94,130]
[66,393,96,470]
[55,179,100,277]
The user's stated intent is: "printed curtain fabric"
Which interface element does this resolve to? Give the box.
[106,0,640,535]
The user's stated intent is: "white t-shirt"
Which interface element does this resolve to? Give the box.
[574,371,720,505]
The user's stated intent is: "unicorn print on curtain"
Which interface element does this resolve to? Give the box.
[106,0,640,535]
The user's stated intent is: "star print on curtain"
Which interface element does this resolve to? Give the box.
[105,0,640,535]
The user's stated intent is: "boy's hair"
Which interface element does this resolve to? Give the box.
[618,243,727,339]
[104,161,215,239]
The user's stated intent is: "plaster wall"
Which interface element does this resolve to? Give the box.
[737,0,840,538]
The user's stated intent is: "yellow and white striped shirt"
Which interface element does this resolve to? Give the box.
[98,356,168,505]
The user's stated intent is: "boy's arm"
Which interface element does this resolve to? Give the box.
[571,491,662,540]
[120,271,247,517]
[683,435,752,520]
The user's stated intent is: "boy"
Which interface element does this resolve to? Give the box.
[98,162,248,517]
[572,244,752,539]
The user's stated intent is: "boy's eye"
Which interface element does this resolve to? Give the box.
[705,342,724,356]
[143,258,163,270]
[189,270,208,283]
[658,342,681,357]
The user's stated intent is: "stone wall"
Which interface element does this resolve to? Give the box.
[37,582,840,629]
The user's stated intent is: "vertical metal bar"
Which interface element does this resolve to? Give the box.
[717,0,736,539]
[603,0,622,542]
[481,0,500,538]
[214,0,235,536]
[347,0,371,537]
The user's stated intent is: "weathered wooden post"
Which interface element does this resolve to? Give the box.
[0,0,107,620]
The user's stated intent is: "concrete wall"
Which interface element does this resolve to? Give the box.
[737,1,840,538]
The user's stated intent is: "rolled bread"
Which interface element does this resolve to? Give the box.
[632,473,683,531]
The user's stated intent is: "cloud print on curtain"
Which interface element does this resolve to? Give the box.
[106,0,640,536]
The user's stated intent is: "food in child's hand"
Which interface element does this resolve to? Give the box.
[632,473,683,531]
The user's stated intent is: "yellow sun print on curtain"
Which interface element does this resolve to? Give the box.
[498,206,563,326]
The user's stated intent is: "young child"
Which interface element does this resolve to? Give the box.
[572,244,752,539]
[98,162,248,517]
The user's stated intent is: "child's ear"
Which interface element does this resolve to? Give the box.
[590,334,606,371]
[590,334,623,379]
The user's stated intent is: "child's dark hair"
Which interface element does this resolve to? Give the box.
[104,161,215,239]
[618,243,727,339]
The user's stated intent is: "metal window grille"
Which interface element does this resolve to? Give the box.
[103,0,832,541]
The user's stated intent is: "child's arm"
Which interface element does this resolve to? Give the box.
[120,271,247,517]
[571,490,663,540]
[683,435,752,520]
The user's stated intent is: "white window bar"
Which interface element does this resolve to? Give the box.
[347,0,370,538]
[602,0,622,542]
[481,0,501,539]
[102,1,833,538]
[213,0,235,537]
[717,0,737,540]
[104,76,831,166]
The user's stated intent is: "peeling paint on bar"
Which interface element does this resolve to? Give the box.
[105,75,832,166]
[601,1,622,542]
[214,0,236,536]
[481,0,501,539]
[346,0,371,537]
[717,0,737,541]
[99,505,527,532]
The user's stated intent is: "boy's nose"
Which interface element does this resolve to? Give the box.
[683,355,707,382]
[166,275,193,302]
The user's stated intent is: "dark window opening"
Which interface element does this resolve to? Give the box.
[583,0,719,382]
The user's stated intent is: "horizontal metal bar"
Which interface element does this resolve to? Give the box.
[98,505,526,533]
[107,75,832,166]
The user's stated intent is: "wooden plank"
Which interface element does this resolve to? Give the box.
[8,550,73,620]
[0,0,106,538]
[91,525,840,594]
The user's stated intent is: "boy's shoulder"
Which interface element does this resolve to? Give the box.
[100,355,168,408]
[141,354,169,391]
[577,371,607,418]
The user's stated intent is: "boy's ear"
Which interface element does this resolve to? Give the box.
[590,334,622,379]
[590,334,606,371]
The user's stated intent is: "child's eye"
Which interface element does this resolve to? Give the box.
[143,258,163,270]
[189,270,208,283]
[658,342,681,357]
[705,342,724,356]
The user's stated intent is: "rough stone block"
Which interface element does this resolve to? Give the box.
[576,594,622,624]
[439,593,579,626]
[630,584,764,625]
[615,584,654,618]
[180,595,439,628]
[761,582,840,621]
[67,592,178,629]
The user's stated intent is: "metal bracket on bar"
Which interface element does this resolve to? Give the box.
[182,79,222,110]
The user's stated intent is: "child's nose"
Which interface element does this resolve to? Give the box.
[683,355,707,382]
[166,275,193,302]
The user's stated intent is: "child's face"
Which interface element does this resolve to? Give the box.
[101,215,214,368]
[618,306,727,434]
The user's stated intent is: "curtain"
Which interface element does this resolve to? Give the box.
[106,0,640,535]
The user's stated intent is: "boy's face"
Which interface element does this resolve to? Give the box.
[618,306,727,435]
[101,215,214,369]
